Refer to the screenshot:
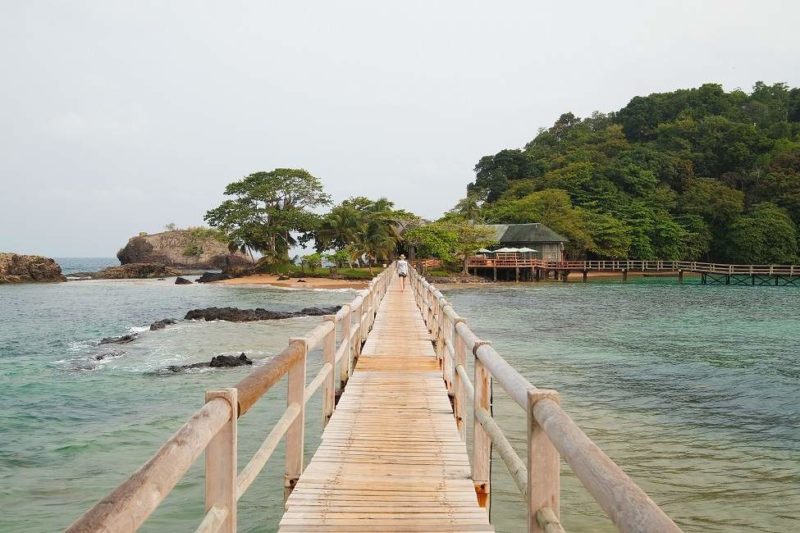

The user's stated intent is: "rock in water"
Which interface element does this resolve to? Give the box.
[116,229,252,270]
[0,253,66,284]
[161,353,253,373]
[210,353,253,367]
[150,318,177,331]
[93,263,180,279]
[175,276,193,285]
[99,333,137,344]
[184,305,341,322]
[196,272,232,283]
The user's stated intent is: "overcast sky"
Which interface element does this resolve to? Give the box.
[2,1,799,257]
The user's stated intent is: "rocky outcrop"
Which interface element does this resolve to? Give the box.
[0,253,66,284]
[93,263,181,279]
[150,318,177,331]
[185,305,341,322]
[117,229,252,270]
[164,353,253,373]
[196,272,232,283]
[99,333,138,344]
[175,277,193,285]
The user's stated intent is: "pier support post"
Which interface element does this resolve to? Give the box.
[528,389,561,533]
[622,269,628,282]
[322,316,336,427]
[582,270,588,283]
[285,338,307,501]
[205,388,238,533]
[493,266,497,281]
[473,341,492,512]
[678,269,684,284]
[515,267,520,282]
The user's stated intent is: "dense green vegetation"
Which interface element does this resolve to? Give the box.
[404,221,496,273]
[460,82,800,263]
[312,196,417,271]
[205,169,332,261]
[205,171,417,271]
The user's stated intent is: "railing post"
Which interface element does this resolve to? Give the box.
[339,304,352,389]
[527,389,561,533]
[205,388,238,533]
[441,307,454,394]
[453,319,466,441]
[473,341,492,511]
[354,299,363,358]
[284,338,307,501]
[322,316,336,427]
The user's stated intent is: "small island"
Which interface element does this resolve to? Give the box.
[0,253,66,284]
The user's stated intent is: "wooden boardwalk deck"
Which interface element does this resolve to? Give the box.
[279,277,493,532]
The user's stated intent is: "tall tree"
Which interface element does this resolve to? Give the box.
[723,203,798,263]
[314,197,417,271]
[205,169,331,261]
[405,221,496,273]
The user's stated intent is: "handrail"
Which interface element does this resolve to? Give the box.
[68,265,394,533]
[410,267,682,533]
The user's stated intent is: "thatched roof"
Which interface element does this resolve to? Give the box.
[485,223,568,244]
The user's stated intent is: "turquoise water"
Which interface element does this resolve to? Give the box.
[1,263,798,531]
[55,257,119,275]
[0,261,353,532]
[442,281,800,532]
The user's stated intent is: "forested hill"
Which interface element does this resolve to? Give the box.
[462,83,800,263]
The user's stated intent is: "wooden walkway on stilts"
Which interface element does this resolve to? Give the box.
[279,277,493,532]
[68,264,682,533]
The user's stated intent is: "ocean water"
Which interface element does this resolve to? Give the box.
[442,281,800,532]
[0,265,798,532]
[0,264,354,533]
[55,257,120,275]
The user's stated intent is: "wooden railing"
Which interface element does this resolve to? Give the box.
[410,267,682,533]
[67,266,394,533]
[468,257,798,275]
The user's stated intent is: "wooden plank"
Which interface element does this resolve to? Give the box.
[279,276,492,532]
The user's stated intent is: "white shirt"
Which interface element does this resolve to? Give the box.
[397,259,409,275]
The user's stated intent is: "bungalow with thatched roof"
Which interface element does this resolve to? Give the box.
[485,223,568,262]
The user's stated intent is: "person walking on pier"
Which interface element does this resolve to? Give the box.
[397,254,409,291]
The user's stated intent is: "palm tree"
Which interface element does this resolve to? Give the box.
[315,196,419,272]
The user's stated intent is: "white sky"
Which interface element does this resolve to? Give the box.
[1,1,799,256]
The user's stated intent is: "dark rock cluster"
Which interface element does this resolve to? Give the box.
[196,272,232,283]
[149,318,177,331]
[184,305,341,322]
[164,353,253,372]
[93,263,181,279]
[99,333,138,344]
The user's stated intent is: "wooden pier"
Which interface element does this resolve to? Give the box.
[68,265,682,533]
[467,257,799,284]
[279,277,491,531]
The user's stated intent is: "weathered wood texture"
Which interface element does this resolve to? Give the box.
[279,277,493,532]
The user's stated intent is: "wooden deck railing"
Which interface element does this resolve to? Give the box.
[468,257,798,275]
[410,267,682,533]
[67,266,394,533]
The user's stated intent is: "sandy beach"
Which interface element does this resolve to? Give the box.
[219,274,368,290]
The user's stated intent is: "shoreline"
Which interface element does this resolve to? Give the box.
[218,274,368,290]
